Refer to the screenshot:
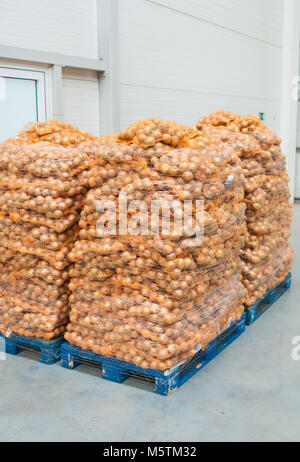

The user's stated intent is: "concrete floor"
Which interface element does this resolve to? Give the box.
[0,205,300,443]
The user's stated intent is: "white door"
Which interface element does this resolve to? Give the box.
[0,67,46,142]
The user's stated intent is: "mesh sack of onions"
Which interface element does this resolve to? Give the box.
[65,118,247,371]
[0,121,99,339]
[241,244,293,305]
[196,111,293,306]
[0,245,70,339]
[6,119,98,146]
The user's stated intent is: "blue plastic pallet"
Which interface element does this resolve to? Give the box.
[0,333,64,364]
[61,314,245,396]
[245,272,292,326]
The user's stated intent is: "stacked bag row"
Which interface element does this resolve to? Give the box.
[0,121,99,339]
[0,113,293,373]
[65,118,247,371]
[197,111,293,305]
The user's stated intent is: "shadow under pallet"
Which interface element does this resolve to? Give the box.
[61,314,246,396]
[0,333,64,364]
[245,273,292,326]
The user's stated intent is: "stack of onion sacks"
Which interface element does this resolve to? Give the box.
[65,118,247,371]
[197,111,293,305]
[0,121,100,339]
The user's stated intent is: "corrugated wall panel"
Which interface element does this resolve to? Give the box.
[120,0,281,100]
[119,0,283,129]
[147,0,283,46]
[62,71,100,136]
[120,84,280,132]
[0,0,98,58]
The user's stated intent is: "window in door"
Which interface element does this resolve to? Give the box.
[0,67,46,142]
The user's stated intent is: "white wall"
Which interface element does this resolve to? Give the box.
[0,0,98,59]
[62,68,100,136]
[280,0,300,199]
[119,0,283,131]
[0,0,102,135]
[0,0,287,141]
[297,16,300,150]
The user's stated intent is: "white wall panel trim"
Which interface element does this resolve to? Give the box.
[97,0,120,134]
[62,68,99,82]
[52,65,63,121]
[0,45,106,72]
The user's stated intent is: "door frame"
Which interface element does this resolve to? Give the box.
[0,66,47,122]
